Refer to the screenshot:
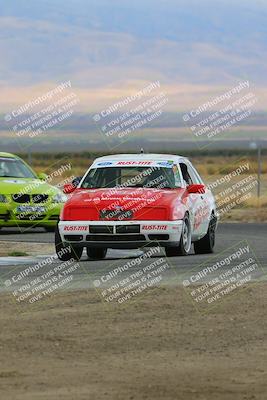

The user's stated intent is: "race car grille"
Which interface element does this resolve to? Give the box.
[32,194,49,203]
[17,215,44,221]
[99,209,133,220]
[12,194,49,204]
[12,194,30,203]
[116,225,140,234]
[89,225,113,234]
[86,234,145,242]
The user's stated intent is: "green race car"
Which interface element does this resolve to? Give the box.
[0,152,67,231]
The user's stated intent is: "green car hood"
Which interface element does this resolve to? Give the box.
[0,177,61,196]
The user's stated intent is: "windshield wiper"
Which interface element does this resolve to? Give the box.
[124,184,144,188]
[144,186,175,189]
[81,187,100,189]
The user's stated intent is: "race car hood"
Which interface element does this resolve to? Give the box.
[62,187,187,221]
[0,177,61,196]
[67,187,186,206]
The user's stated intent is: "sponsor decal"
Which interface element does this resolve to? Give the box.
[142,225,168,230]
[116,161,153,166]
[114,205,124,210]
[96,161,114,166]
[93,160,176,168]
[63,225,88,231]
[156,161,173,167]
[194,201,210,230]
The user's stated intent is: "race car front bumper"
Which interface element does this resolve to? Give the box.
[58,220,184,249]
[0,202,62,228]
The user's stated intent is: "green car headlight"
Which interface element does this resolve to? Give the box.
[0,194,8,203]
[52,193,68,203]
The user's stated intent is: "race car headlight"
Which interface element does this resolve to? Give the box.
[52,193,68,203]
[0,194,8,203]
[170,205,184,220]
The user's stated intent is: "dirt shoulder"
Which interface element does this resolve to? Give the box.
[0,241,54,257]
[0,284,267,400]
[222,207,267,223]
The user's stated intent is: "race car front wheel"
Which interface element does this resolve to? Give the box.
[55,225,83,261]
[165,216,191,257]
[194,215,216,254]
[86,247,107,260]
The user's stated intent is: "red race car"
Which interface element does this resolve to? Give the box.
[55,153,217,260]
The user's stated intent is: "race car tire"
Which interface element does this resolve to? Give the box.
[194,215,216,254]
[86,247,107,260]
[55,225,83,261]
[165,215,191,257]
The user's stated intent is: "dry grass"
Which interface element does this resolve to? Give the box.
[0,242,54,257]
[26,153,267,219]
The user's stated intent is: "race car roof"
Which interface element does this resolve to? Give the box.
[0,152,17,159]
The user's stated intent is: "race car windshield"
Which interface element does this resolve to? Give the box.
[81,166,182,189]
[0,158,36,179]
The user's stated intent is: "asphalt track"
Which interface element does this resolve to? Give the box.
[0,223,266,295]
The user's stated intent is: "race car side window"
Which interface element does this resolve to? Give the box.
[179,163,194,186]
[187,163,203,184]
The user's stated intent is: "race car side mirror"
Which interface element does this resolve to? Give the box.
[63,176,82,194]
[37,172,48,181]
[63,183,76,194]
[187,184,206,194]
[72,176,82,187]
